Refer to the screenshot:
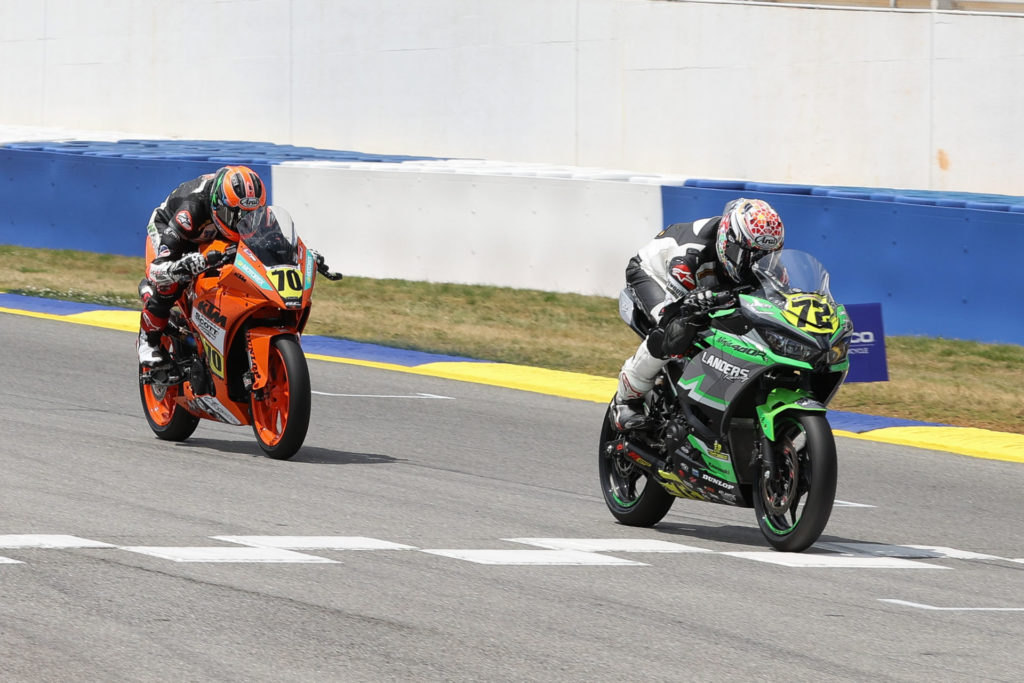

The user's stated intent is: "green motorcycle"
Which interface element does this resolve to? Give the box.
[599,249,853,552]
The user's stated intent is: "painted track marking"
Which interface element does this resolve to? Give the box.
[880,599,1024,612]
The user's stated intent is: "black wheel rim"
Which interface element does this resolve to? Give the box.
[760,423,809,536]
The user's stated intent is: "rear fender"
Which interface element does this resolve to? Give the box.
[755,387,826,441]
[246,327,293,390]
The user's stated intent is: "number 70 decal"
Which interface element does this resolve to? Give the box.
[267,267,304,299]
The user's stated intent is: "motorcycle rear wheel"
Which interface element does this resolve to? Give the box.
[249,335,310,460]
[753,413,837,552]
[598,402,675,527]
[139,362,200,442]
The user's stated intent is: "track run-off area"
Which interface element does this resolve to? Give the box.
[2,294,1023,681]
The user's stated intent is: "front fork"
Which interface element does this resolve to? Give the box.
[244,327,293,399]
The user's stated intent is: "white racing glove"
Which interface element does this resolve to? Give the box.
[174,252,207,280]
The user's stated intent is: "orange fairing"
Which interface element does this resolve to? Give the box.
[138,204,323,460]
[246,329,274,390]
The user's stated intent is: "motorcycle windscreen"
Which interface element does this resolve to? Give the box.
[236,205,300,268]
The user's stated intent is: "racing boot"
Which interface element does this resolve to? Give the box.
[610,339,668,431]
[137,330,168,366]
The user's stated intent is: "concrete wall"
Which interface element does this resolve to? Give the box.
[3,135,1022,344]
[2,0,1022,195]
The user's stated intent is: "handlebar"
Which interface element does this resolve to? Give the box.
[317,261,344,281]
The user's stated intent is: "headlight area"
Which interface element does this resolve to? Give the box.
[828,339,850,364]
[763,329,821,364]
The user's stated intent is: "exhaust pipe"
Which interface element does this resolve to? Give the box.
[606,437,668,473]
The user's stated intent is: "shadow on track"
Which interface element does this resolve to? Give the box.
[170,438,399,465]
[649,521,874,551]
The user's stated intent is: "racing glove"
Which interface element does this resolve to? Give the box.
[174,252,208,280]
[684,288,736,314]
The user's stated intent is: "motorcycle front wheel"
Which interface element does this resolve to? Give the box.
[753,413,837,552]
[598,401,674,527]
[249,335,310,460]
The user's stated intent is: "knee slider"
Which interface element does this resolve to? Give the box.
[645,328,669,360]
[660,316,698,357]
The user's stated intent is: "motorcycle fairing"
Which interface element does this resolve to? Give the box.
[756,387,826,441]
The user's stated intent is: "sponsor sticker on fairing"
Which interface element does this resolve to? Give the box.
[700,351,750,381]
[191,306,227,353]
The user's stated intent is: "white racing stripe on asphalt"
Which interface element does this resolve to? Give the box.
[880,599,1024,611]
[213,536,418,550]
[0,534,117,549]
[724,552,947,569]
[816,542,1005,560]
[506,538,712,553]
[1,535,1014,569]
[118,546,338,563]
[419,549,648,566]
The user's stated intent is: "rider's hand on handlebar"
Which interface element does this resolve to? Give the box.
[683,288,735,314]
[204,246,237,268]
[173,252,207,280]
[309,247,343,281]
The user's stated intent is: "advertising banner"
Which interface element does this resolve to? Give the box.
[845,303,888,383]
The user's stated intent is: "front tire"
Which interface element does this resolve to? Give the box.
[598,401,674,527]
[249,335,310,460]
[753,413,837,552]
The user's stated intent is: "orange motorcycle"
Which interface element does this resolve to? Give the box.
[139,205,342,459]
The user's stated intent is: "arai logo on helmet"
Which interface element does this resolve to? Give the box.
[239,197,262,209]
[753,234,781,249]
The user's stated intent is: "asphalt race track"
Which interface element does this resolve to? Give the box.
[3,313,1023,681]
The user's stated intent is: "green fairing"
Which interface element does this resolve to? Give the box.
[678,374,727,406]
[755,387,826,441]
[687,435,737,483]
[830,305,852,344]
[708,331,772,366]
[739,294,789,328]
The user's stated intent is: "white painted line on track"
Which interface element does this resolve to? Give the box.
[880,599,1024,611]
[723,552,948,569]
[833,499,876,508]
[214,536,418,550]
[0,557,22,564]
[507,538,712,553]
[0,534,116,549]
[119,546,338,563]
[419,549,648,566]
[312,391,454,399]
[816,542,1005,560]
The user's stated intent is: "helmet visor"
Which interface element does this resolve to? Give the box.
[215,204,242,231]
[724,240,772,278]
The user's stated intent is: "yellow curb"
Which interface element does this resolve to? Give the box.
[0,306,139,331]
[4,302,1022,462]
[834,427,1024,464]
[307,354,616,403]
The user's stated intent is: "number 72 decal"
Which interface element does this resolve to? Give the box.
[781,293,838,334]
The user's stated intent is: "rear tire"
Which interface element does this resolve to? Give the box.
[249,335,310,460]
[139,361,200,442]
[598,401,674,527]
[753,413,837,552]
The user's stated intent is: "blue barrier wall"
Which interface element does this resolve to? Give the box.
[662,182,1024,345]
[2,138,1023,346]
[0,140,436,257]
